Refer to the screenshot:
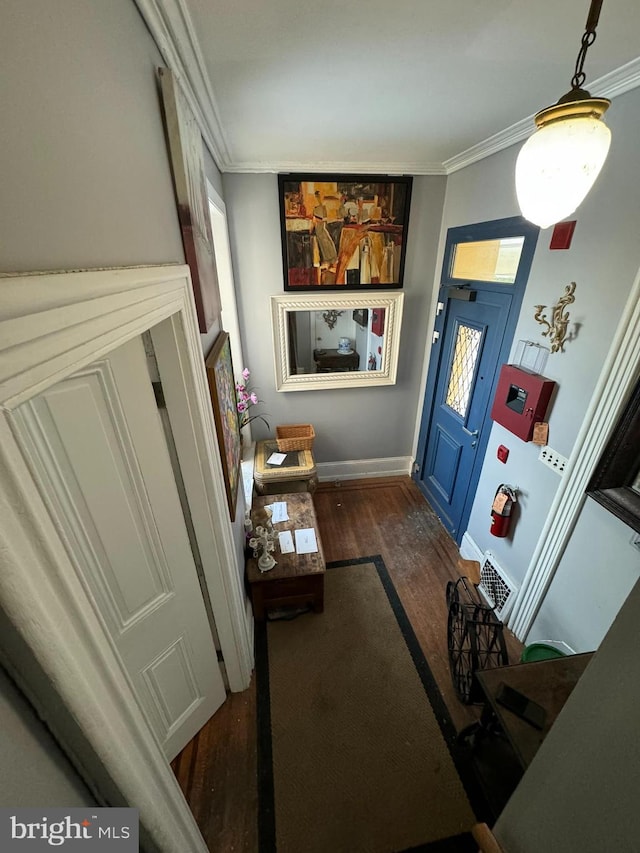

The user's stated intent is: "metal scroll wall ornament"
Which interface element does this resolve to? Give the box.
[534,281,576,353]
[322,310,343,330]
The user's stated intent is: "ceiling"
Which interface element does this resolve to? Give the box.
[175,0,640,174]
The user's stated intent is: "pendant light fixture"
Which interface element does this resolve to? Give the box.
[516,0,611,229]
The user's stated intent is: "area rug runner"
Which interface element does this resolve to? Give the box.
[256,555,486,853]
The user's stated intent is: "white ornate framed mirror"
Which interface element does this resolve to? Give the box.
[271,291,404,391]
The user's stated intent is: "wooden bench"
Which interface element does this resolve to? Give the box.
[246,492,325,620]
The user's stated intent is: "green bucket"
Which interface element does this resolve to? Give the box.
[520,642,567,663]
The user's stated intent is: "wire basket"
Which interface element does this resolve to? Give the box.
[446,576,508,704]
[275,424,315,452]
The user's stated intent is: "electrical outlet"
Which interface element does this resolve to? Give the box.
[538,445,568,475]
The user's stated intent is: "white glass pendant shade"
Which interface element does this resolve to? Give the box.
[516,115,611,228]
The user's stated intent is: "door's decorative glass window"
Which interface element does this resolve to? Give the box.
[445,324,482,418]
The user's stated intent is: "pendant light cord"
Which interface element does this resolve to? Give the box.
[571,0,603,89]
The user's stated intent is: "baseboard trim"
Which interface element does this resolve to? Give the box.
[459,531,484,563]
[316,456,412,482]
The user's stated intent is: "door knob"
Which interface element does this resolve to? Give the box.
[462,426,478,447]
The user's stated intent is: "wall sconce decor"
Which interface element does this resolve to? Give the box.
[515,0,611,229]
[534,281,577,353]
[322,310,343,330]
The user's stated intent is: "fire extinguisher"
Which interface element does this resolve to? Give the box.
[490,484,518,538]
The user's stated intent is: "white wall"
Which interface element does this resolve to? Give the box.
[200,149,225,356]
[222,173,447,464]
[441,86,640,648]
[527,499,640,652]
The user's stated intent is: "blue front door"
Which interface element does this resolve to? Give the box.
[418,290,511,537]
[415,216,539,542]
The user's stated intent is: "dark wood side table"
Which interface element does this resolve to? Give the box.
[475,652,594,769]
[246,492,325,620]
[313,348,360,371]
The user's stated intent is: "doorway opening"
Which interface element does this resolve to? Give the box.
[414,217,539,543]
[0,266,252,853]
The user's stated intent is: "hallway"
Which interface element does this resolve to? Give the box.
[171,477,523,851]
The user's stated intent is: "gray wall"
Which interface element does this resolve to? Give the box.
[0,0,208,826]
[1,0,184,273]
[496,572,640,853]
[222,173,447,463]
[441,86,640,650]
[0,666,94,807]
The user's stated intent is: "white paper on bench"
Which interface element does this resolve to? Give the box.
[278,530,295,553]
[269,501,289,523]
[295,527,318,554]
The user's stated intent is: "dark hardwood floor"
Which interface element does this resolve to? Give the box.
[171,476,523,852]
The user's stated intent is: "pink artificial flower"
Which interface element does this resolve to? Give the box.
[235,366,269,429]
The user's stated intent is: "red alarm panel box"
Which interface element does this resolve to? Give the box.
[371,307,385,337]
[490,365,556,442]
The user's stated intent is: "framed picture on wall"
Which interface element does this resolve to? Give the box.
[278,174,413,291]
[205,331,241,520]
[352,308,368,327]
[587,376,640,534]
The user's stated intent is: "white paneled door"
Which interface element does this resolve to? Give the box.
[15,335,226,759]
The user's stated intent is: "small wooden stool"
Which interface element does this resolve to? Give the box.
[253,439,318,496]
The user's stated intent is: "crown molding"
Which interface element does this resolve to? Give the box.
[444,55,640,175]
[442,118,532,175]
[222,160,447,176]
[134,0,232,169]
[596,55,640,98]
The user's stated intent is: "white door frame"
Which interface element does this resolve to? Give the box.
[206,180,253,441]
[0,265,253,852]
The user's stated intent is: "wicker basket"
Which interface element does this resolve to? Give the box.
[275,423,315,452]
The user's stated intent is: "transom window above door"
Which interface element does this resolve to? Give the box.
[450,236,525,284]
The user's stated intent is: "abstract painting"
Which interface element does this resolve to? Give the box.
[205,331,241,520]
[278,174,412,291]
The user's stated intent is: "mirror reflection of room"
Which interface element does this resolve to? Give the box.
[287,307,386,374]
